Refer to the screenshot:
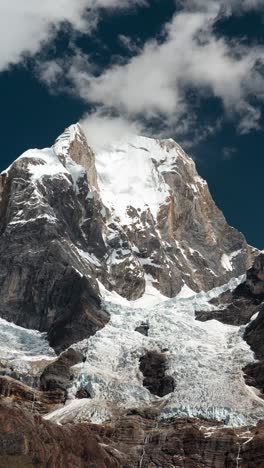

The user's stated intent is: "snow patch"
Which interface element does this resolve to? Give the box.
[221,253,233,272]
[177,283,195,299]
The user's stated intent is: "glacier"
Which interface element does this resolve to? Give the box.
[0,318,55,377]
[45,276,264,427]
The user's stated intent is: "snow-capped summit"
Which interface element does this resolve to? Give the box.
[0,123,252,314]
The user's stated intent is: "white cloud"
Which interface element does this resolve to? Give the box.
[0,0,146,71]
[229,0,264,13]
[80,112,143,150]
[184,0,264,14]
[2,0,263,144]
[64,2,264,139]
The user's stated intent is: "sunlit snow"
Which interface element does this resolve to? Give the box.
[95,135,193,224]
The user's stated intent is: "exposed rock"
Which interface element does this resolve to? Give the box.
[246,254,264,295]
[76,388,91,399]
[245,305,264,361]
[243,360,264,396]
[40,348,84,398]
[0,377,64,414]
[194,254,264,399]
[135,323,149,336]
[90,415,264,468]
[196,253,264,326]
[0,402,119,468]
[1,403,264,467]
[139,351,175,397]
[0,132,110,352]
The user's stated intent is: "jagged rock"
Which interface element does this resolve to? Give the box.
[40,348,84,397]
[194,254,264,398]
[76,388,91,399]
[1,404,264,467]
[196,253,264,325]
[0,402,119,468]
[243,360,264,396]
[0,377,64,414]
[246,254,264,295]
[135,323,149,336]
[242,256,264,369]
[139,351,175,397]
[245,304,264,361]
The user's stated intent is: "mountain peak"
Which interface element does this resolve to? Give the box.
[0,123,253,311]
[1,122,264,465]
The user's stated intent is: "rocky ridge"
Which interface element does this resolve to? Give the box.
[1,402,264,467]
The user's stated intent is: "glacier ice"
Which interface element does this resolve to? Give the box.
[0,318,55,375]
[46,276,264,427]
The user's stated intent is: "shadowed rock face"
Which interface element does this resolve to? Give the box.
[139,351,175,397]
[135,323,149,336]
[0,377,64,414]
[243,303,264,394]
[1,403,264,468]
[196,253,264,326]
[40,348,84,397]
[0,131,109,352]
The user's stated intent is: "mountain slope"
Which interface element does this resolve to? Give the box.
[1,124,264,467]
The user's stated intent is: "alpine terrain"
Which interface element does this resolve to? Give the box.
[1,124,264,467]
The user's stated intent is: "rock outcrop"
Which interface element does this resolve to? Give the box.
[196,253,264,325]
[0,377,64,414]
[1,403,264,467]
[40,348,84,397]
[139,350,175,397]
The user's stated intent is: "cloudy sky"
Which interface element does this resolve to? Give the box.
[0,0,264,247]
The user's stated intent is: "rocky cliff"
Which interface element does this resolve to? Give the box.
[0,124,263,467]
[1,402,264,468]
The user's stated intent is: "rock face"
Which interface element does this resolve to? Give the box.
[196,253,264,325]
[40,348,84,397]
[139,351,175,397]
[0,376,64,414]
[1,403,264,468]
[0,126,109,352]
[94,135,252,298]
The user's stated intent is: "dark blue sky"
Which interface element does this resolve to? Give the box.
[0,1,263,248]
